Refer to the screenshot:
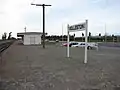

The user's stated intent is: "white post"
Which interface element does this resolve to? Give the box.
[62,24,63,42]
[84,20,88,64]
[67,24,70,58]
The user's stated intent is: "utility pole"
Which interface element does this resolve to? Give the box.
[105,23,107,42]
[31,3,51,48]
[24,27,26,33]
[62,24,63,42]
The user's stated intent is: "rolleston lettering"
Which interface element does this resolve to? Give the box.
[69,23,85,31]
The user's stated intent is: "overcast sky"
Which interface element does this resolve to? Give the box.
[0,0,120,38]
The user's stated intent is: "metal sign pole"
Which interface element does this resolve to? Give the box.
[67,24,70,58]
[84,20,88,63]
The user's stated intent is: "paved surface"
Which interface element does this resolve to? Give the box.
[99,42,120,47]
[0,41,120,90]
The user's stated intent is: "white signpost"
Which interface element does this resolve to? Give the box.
[67,20,88,63]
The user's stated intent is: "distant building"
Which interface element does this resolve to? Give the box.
[17,32,47,45]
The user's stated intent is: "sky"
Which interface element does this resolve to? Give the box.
[0,0,120,38]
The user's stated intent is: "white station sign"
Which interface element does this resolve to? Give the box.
[67,20,88,64]
[69,23,86,32]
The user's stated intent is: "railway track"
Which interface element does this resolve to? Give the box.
[0,40,14,53]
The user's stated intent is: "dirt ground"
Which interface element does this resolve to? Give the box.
[0,41,120,90]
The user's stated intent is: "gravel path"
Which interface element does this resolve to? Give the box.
[0,41,120,90]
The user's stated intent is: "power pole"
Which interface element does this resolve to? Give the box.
[105,23,107,42]
[24,27,26,33]
[43,4,45,48]
[31,3,51,48]
[62,24,63,42]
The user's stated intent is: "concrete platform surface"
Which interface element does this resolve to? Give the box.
[0,41,120,90]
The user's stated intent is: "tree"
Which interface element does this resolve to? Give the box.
[73,33,75,41]
[99,33,102,42]
[89,32,91,42]
[2,34,4,40]
[112,34,114,37]
[4,32,7,39]
[112,34,114,42]
[82,33,84,42]
[99,33,101,37]
[2,32,7,40]
[82,33,84,37]
[89,32,91,36]
[8,32,12,40]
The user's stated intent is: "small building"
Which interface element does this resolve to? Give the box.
[17,32,44,45]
